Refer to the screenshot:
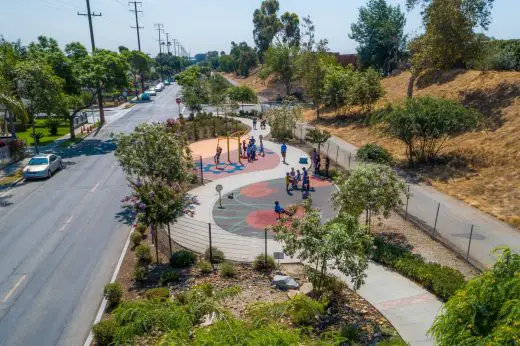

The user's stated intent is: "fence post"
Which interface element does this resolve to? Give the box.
[432,202,440,240]
[264,229,268,271]
[167,223,173,257]
[208,223,213,263]
[466,224,474,261]
[348,152,351,169]
[326,141,330,156]
[199,156,204,185]
[335,146,339,166]
[300,124,303,144]
[405,185,410,220]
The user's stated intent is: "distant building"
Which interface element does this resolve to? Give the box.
[333,53,359,68]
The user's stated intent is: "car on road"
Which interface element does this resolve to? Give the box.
[147,88,157,96]
[23,154,63,179]
[154,83,164,92]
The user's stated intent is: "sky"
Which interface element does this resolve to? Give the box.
[1,0,519,57]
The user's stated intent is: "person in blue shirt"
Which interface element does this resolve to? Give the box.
[274,201,292,218]
[281,143,287,163]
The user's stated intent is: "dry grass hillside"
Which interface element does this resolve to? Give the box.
[303,70,520,229]
[222,69,286,101]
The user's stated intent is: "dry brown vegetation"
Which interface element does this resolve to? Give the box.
[222,69,286,101]
[302,70,520,229]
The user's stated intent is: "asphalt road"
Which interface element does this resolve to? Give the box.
[0,84,182,346]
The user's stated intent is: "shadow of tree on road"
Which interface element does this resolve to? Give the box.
[54,138,117,160]
[115,206,135,226]
[0,194,13,207]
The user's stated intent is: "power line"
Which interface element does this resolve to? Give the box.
[129,1,143,51]
[154,23,164,54]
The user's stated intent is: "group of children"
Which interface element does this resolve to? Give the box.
[311,148,330,177]
[285,166,311,198]
[241,135,265,162]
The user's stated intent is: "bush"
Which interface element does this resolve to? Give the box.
[135,244,152,265]
[145,287,170,301]
[130,232,142,247]
[46,117,60,136]
[170,250,197,268]
[219,261,236,278]
[253,254,276,271]
[160,270,180,286]
[135,223,147,234]
[198,260,213,275]
[341,323,362,343]
[289,294,327,325]
[92,319,118,346]
[204,246,225,263]
[103,282,123,307]
[377,336,409,346]
[133,264,147,282]
[356,143,392,164]
[372,236,465,301]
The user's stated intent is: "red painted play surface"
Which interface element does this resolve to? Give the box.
[246,207,305,230]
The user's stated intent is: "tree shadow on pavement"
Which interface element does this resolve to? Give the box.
[115,207,135,226]
[0,194,13,207]
[55,138,117,160]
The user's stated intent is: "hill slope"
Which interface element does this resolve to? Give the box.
[307,70,520,228]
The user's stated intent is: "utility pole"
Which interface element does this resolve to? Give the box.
[173,39,178,56]
[129,1,145,93]
[78,0,105,124]
[129,1,143,51]
[165,32,171,54]
[154,23,164,54]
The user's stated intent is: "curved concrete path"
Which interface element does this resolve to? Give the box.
[169,117,441,345]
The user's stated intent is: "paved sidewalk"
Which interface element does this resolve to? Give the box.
[170,116,440,345]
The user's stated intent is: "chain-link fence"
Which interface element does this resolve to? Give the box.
[157,216,297,264]
[292,120,510,270]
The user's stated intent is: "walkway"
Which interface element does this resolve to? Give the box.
[169,117,441,345]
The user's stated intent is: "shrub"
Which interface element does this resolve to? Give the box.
[204,246,225,263]
[198,260,213,275]
[145,287,170,301]
[103,282,123,307]
[170,250,197,268]
[253,254,276,271]
[219,261,236,278]
[92,319,118,346]
[160,270,180,286]
[130,232,142,247]
[133,264,147,282]
[289,294,327,325]
[46,117,60,136]
[356,143,392,164]
[377,336,409,346]
[135,223,147,234]
[135,244,152,265]
[341,323,362,343]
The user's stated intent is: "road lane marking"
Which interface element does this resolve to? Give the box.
[59,215,73,232]
[2,275,26,303]
[90,182,100,193]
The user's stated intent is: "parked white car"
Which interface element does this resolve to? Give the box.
[154,83,164,92]
[147,88,157,96]
[23,154,63,179]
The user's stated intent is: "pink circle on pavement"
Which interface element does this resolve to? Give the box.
[246,207,306,230]
[240,182,276,198]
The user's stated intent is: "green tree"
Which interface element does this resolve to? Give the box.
[381,97,480,164]
[114,123,193,184]
[261,44,300,96]
[229,41,258,77]
[155,53,183,80]
[253,0,282,61]
[333,164,407,229]
[227,85,258,111]
[264,103,302,140]
[218,54,235,73]
[349,0,406,75]
[280,12,300,48]
[322,64,355,115]
[208,74,231,116]
[305,127,330,153]
[429,247,520,345]
[406,0,494,97]
[350,68,384,114]
[273,200,373,295]
[123,50,151,96]
[14,60,64,153]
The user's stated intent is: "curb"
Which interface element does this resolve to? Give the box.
[83,223,135,346]
[0,176,24,196]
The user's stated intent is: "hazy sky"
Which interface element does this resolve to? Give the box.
[1,0,519,56]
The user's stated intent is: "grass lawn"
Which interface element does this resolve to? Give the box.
[16,118,70,147]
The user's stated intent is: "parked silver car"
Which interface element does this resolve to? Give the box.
[23,154,63,179]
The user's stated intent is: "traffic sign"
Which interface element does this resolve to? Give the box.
[176,98,182,104]
[215,184,223,192]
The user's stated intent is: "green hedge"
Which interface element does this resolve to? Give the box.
[372,236,465,301]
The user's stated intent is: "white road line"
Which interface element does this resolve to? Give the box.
[2,275,26,303]
[59,215,73,232]
[90,182,100,193]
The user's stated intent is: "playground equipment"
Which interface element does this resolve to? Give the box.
[217,130,249,164]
